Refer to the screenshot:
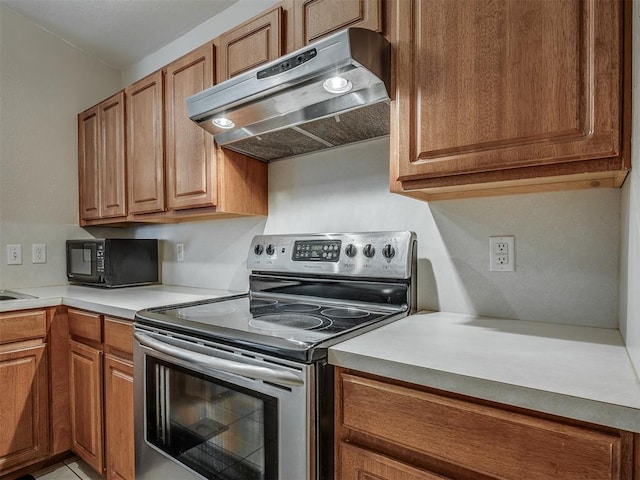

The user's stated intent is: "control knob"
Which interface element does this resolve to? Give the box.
[344,244,357,257]
[266,244,275,256]
[254,244,264,255]
[363,244,376,258]
[382,244,396,259]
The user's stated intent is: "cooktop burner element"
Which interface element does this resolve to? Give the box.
[135,231,417,362]
[249,314,331,332]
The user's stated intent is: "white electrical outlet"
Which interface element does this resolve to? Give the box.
[32,244,47,264]
[176,242,185,262]
[7,244,22,265]
[489,236,515,272]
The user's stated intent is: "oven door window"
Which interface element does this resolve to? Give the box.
[145,357,278,480]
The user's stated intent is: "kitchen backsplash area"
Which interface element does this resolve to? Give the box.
[104,136,620,329]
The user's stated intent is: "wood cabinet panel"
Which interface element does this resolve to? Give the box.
[216,6,282,83]
[69,339,104,474]
[104,317,133,356]
[104,354,134,480]
[78,106,101,221]
[339,442,449,480]
[99,91,127,218]
[0,310,46,344]
[165,44,216,211]
[126,70,165,215]
[339,371,626,480]
[68,309,102,344]
[390,0,629,200]
[292,0,382,50]
[0,344,49,473]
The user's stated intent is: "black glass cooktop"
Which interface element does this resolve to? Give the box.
[135,293,404,362]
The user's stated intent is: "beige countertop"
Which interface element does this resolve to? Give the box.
[0,284,238,319]
[329,311,640,432]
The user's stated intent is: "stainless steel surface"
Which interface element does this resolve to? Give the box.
[186,28,390,162]
[134,325,312,480]
[0,290,37,301]
[249,231,416,279]
[134,331,304,387]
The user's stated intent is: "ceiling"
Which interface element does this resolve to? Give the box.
[0,0,237,69]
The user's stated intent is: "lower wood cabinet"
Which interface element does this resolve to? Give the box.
[335,368,638,480]
[68,309,134,480]
[0,310,50,476]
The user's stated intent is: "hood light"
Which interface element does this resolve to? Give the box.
[212,117,235,129]
[323,77,352,94]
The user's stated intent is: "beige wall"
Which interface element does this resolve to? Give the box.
[619,0,640,373]
[0,5,121,288]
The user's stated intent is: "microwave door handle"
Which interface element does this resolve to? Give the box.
[134,332,303,387]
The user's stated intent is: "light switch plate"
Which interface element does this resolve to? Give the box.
[7,244,22,265]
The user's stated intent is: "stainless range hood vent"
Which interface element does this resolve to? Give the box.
[187,28,391,162]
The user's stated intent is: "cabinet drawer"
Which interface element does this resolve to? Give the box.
[68,309,102,343]
[0,310,47,343]
[340,373,623,480]
[104,317,133,355]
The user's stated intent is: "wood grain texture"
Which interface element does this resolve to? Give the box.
[98,91,127,218]
[339,442,449,480]
[0,344,49,474]
[78,106,101,221]
[293,0,382,49]
[68,309,102,344]
[336,369,635,480]
[165,43,217,211]
[0,310,46,344]
[216,6,282,83]
[69,340,104,474]
[103,317,133,357]
[104,354,133,480]
[216,146,268,216]
[126,70,166,215]
[48,307,71,456]
[389,0,629,199]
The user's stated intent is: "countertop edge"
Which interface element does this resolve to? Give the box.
[328,348,640,432]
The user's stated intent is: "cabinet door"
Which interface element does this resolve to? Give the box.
[339,442,448,480]
[98,91,127,218]
[0,344,49,473]
[69,340,104,474]
[216,6,282,83]
[126,71,165,215]
[78,106,101,221]
[293,0,382,50]
[392,0,624,187]
[165,44,216,211]
[104,354,133,480]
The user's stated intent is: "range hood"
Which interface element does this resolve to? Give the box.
[186,28,391,162]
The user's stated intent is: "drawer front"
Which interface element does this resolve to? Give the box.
[104,317,133,355]
[0,310,47,343]
[68,309,102,343]
[340,373,622,480]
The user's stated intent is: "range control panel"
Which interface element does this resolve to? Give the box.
[248,231,416,279]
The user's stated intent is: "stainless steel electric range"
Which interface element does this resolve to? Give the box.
[133,231,417,480]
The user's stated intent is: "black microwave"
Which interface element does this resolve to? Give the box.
[66,239,159,287]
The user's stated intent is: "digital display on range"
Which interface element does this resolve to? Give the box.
[292,240,341,262]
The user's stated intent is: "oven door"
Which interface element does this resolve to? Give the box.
[134,327,313,480]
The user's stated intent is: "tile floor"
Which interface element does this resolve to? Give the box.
[32,456,103,480]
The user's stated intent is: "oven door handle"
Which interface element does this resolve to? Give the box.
[134,332,304,387]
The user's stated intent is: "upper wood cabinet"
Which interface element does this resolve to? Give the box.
[288,0,383,51]
[390,0,631,201]
[165,44,217,211]
[216,6,283,83]
[78,91,127,224]
[126,70,165,215]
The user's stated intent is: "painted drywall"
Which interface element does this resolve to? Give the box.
[122,0,279,86]
[0,4,121,289]
[125,137,621,328]
[619,0,640,374]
